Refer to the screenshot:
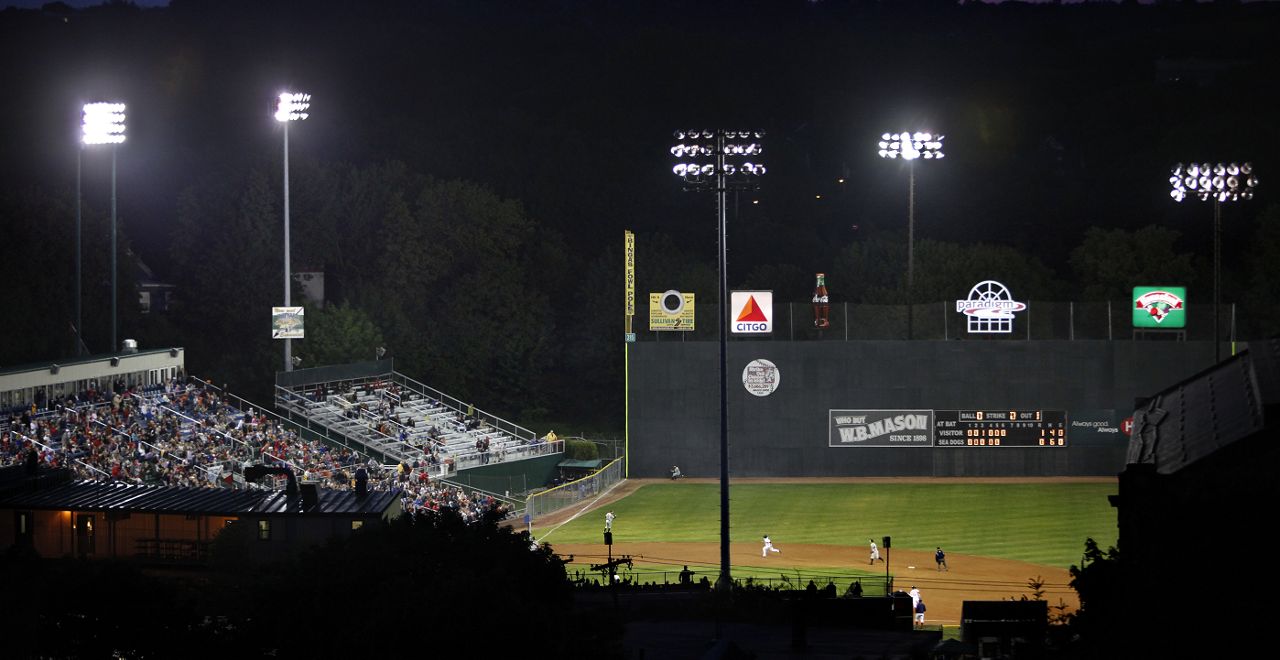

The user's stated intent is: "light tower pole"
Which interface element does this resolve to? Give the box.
[671,129,765,591]
[275,92,310,372]
[81,102,127,354]
[1169,161,1258,363]
[878,132,944,339]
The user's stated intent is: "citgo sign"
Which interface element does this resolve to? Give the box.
[730,291,773,334]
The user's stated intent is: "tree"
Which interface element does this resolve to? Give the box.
[169,167,282,395]
[1240,204,1280,338]
[295,301,385,367]
[0,186,140,363]
[1068,225,1196,302]
[375,177,558,415]
[1067,538,1124,654]
[831,234,1061,304]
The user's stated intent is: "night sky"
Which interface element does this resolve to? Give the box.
[3,0,1278,418]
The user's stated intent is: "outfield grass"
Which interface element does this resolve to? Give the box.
[537,481,1117,568]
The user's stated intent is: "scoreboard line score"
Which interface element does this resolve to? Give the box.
[934,409,1068,447]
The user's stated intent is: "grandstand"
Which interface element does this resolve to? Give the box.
[272,360,561,479]
[2,348,594,528]
[3,369,529,526]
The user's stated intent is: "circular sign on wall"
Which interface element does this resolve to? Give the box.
[742,359,781,397]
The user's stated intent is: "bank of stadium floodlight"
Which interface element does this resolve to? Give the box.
[878,132,944,339]
[81,102,127,355]
[1170,162,1259,364]
[670,129,765,592]
[276,92,310,372]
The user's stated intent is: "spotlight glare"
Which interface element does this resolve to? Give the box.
[82,102,128,145]
[275,91,311,122]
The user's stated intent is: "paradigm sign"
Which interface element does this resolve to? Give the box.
[955,280,1026,334]
[730,290,773,334]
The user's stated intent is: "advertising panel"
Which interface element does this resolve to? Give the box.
[829,410,934,447]
[742,359,780,397]
[955,280,1026,334]
[624,231,636,317]
[730,290,773,334]
[1067,409,1125,446]
[271,307,305,339]
[1133,286,1186,328]
[649,291,696,331]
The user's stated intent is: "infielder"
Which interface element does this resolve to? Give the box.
[762,534,781,557]
[869,538,882,564]
[604,510,616,532]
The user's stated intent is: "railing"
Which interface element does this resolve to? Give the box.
[9,430,111,479]
[526,456,624,519]
[451,438,563,472]
[632,300,1240,342]
[273,372,543,475]
[127,390,297,478]
[392,372,536,444]
[271,384,431,471]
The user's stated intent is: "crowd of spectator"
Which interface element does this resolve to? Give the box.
[1,378,508,521]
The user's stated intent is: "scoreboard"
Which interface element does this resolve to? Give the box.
[934,409,1068,447]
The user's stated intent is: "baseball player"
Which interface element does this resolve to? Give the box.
[869,538,882,564]
[604,510,616,532]
[762,534,781,557]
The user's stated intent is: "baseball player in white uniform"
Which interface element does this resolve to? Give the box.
[869,538,882,564]
[762,534,781,557]
[604,510,615,532]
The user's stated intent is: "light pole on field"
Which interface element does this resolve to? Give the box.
[671,129,765,592]
[878,131,944,339]
[276,92,310,372]
[81,102,127,354]
[1169,161,1258,364]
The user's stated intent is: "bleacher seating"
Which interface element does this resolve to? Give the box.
[275,373,542,475]
[0,378,509,521]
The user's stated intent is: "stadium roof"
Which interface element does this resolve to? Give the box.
[0,479,401,517]
[0,346,183,378]
[1125,338,1280,475]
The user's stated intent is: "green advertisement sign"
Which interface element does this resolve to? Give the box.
[1133,287,1186,328]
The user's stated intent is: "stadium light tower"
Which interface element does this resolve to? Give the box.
[81,102,127,355]
[670,129,765,592]
[878,131,944,339]
[276,92,310,372]
[1170,161,1259,363]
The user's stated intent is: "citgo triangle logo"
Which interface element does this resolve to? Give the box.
[731,291,772,334]
[736,296,768,322]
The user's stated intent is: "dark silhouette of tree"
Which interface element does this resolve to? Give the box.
[1069,226,1197,302]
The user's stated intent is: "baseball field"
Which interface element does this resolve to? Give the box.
[532,477,1118,626]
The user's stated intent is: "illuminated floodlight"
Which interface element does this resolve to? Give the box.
[1170,161,1258,202]
[878,131,943,161]
[82,102,127,145]
[275,92,311,122]
[1169,160,1259,366]
[669,129,767,186]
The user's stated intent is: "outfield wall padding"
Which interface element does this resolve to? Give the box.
[627,340,1223,478]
